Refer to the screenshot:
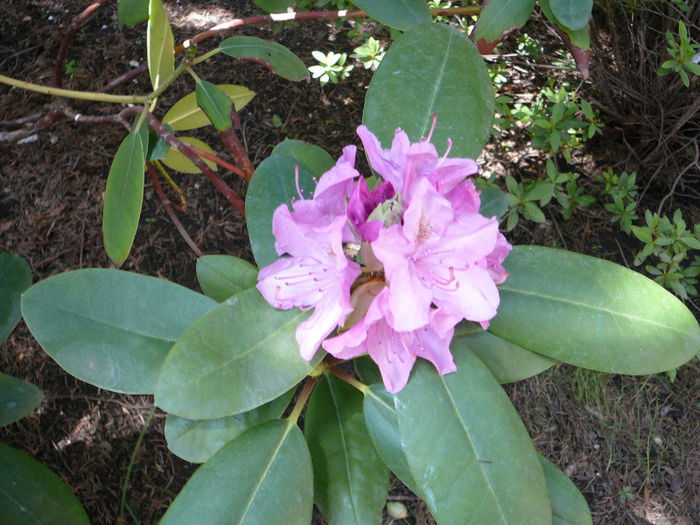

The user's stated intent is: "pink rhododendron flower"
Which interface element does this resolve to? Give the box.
[257,121,511,392]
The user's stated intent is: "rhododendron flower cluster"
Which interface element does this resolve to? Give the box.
[257,123,512,393]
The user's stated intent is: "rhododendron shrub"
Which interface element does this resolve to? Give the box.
[258,124,512,393]
[17,9,699,525]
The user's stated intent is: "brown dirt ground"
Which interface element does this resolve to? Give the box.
[1,1,698,524]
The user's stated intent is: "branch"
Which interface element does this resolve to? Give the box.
[146,113,246,217]
[0,74,147,104]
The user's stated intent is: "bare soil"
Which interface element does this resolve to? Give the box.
[1,1,698,524]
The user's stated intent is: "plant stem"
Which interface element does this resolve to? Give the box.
[119,405,156,525]
[329,366,368,394]
[287,376,319,425]
[219,128,254,181]
[188,143,246,178]
[0,74,147,104]
[146,113,246,216]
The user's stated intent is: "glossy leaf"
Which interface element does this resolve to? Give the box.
[305,374,389,525]
[102,131,145,265]
[0,252,31,343]
[147,0,174,92]
[146,128,171,161]
[395,350,552,524]
[489,246,700,374]
[0,442,89,525]
[161,136,217,174]
[164,389,293,463]
[118,0,148,26]
[195,80,233,132]
[154,287,321,419]
[0,373,42,428]
[21,269,216,394]
[219,36,308,81]
[453,328,555,383]
[160,420,313,525]
[163,85,255,131]
[196,255,258,302]
[246,155,317,268]
[364,23,494,160]
[270,139,335,177]
[476,179,510,219]
[352,0,430,31]
[540,455,593,525]
[549,0,592,31]
[472,0,536,54]
[354,355,382,386]
[363,384,422,496]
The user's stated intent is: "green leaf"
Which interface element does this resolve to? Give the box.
[0,442,89,525]
[475,180,510,219]
[246,155,317,268]
[21,269,216,394]
[540,455,593,525]
[219,36,308,81]
[195,80,233,132]
[118,0,148,26]
[472,0,536,53]
[147,0,174,92]
[364,23,494,160]
[0,253,31,343]
[351,0,431,31]
[196,255,259,302]
[549,0,592,31]
[154,287,321,419]
[271,140,335,177]
[395,350,552,524]
[161,136,217,174]
[453,329,555,383]
[0,373,43,428]
[354,355,383,386]
[160,420,313,525]
[163,85,255,131]
[305,374,389,525]
[253,0,296,12]
[363,384,422,496]
[146,128,171,161]
[489,246,700,374]
[164,389,293,463]
[102,131,145,265]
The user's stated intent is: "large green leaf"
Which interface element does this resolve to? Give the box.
[305,374,389,525]
[549,0,592,31]
[253,0,295,12]
[395,350,552,524]
[0,373,43,428]
[362,383,422,496]
[472,0,536,53]
[540,0,590,49]
[163,85,255,131]
[453,328,555,383]
[364,23,494,160]
[0,442,89,525]
[0,252,31,343]
[118,0,148,26]
[21,269,216,394]
[147,0,174,92]
[352,0,431,31]
[164,389,293,463]
[195,80,233,132]
[154,287,321,419]
[196,255,259,302]
[540,455,592,525]
[489,246,700,374]
[102,131,145,265]
[246,155,317,268]
[271,139,335,178]
[159,420,313,525]
[219,36,308,81]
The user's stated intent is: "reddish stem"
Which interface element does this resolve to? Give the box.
[55,0,114,88]
[187,143,246,179]
[147,162,202,256]
[219,128,254,182]
[146,113,246,217]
